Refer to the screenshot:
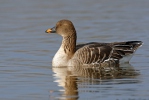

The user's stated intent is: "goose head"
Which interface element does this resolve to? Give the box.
[45,20,76,37]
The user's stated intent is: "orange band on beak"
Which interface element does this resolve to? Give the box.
[45,27,56,33]
[45,28,52,33]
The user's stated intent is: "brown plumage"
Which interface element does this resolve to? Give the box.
[45,19,143,67]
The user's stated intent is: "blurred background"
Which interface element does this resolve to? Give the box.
[0,0,149,100]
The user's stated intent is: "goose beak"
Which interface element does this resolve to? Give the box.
[45,27,56,33]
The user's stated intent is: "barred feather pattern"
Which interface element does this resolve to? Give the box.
[62,33,76,55]
[68,41,142,66]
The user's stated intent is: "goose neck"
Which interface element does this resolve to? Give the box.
[61,34,77,56]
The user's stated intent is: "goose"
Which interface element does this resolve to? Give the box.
[45,19,143,67]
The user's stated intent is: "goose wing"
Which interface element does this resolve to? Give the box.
[74,41,142,64]
[109,41,142,62]
[74,44,113,64]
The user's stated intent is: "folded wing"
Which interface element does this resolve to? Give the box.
[73,41,142,64]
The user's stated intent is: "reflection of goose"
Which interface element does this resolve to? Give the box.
[52,64,139,99]
[52,67,78,100]
[67,63,139,79]
[45,20,142,67]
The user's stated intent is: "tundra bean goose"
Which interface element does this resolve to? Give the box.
[45,19,142,67]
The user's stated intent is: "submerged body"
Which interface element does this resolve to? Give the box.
[45,20,142,67]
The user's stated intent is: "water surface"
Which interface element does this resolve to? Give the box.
[0,0,149,100]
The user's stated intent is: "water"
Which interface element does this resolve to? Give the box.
[0,0,149,99]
